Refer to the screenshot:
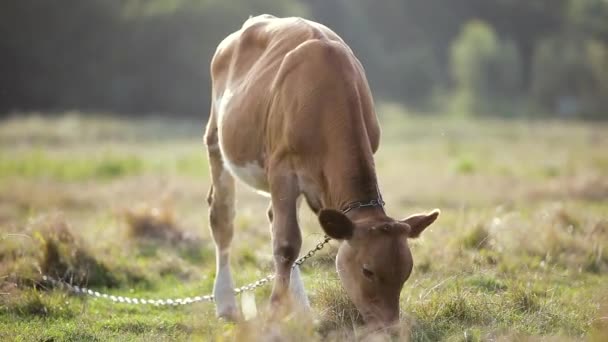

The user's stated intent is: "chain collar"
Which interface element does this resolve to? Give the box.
[341,184,385,214]
[341,198,385,214]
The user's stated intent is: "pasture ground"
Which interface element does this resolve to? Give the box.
[1,107,607,341]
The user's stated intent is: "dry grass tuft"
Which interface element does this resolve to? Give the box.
[461,223,491,250]
[0,290,75,319]
[586,219,608,273]
[312,277,363,335]
[564,176,608,201]
[590,296,608,341]
[228,288,412,341]
[1,215,117,290]
[230,308,318,341]
[507,284,542,313]
[123,201,188,243]
[528,175,608,201]
[488,204,608,272]
[36,215,117,288]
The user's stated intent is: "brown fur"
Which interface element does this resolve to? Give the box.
[204,15,439,327]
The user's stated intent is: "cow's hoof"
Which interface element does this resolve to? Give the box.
[217,306,241,322]
[268,293,294,319]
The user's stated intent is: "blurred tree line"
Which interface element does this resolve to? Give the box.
[1,0,607,118]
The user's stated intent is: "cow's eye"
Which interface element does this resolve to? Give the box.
[362,266,374,279]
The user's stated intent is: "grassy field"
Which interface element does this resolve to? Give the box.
[1,108,607,341]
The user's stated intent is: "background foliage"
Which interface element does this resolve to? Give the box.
[1,0,607,118]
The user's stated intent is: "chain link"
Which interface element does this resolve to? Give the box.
[41,235,332,306]
[342,198,385,214]
[294,235,331,267]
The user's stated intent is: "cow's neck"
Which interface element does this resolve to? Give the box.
[323,142,383,212]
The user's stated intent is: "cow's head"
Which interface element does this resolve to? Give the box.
[318,208,439,328]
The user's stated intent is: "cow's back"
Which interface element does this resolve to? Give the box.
[210,15,379,193]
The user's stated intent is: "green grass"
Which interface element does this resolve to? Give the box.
[1,109,607,340]
[0,147,209,183]
[0,150,143,181]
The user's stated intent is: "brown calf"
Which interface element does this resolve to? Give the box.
[204,15,439,327]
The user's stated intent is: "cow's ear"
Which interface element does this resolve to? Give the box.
[400,209,440,238]
[318,209,354,240]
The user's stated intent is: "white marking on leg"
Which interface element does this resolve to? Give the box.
[214,250,239,318]
[290,265,310,309]
[241,292,258,320]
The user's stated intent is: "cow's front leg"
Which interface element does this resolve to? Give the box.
[267,200,310,309]
[268,168,304,309]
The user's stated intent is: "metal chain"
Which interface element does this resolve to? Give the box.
[294,235,331,267]
[41,235,332,306]
[341,198,385,214]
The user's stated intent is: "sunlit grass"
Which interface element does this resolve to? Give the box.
[0,150,143,181]
[0,146,208,183]
[1,110,607,340]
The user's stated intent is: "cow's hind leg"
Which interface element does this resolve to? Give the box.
[205,132,239,320]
